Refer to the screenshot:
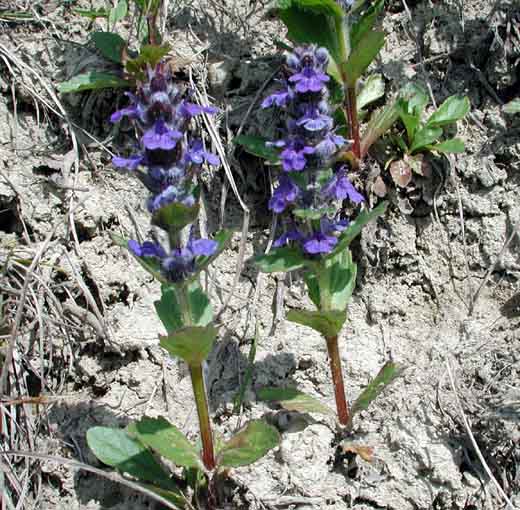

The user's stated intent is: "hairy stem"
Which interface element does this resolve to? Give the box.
[190,363,216,471]
[325,335,350,425]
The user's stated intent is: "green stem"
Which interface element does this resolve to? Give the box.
[176,285,216,471]
[190,363,216,471]
[325,335,350,426]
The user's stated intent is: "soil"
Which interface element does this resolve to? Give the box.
[1,1,519,509]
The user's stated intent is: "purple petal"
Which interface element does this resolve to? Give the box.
[303,233,338,254]
[190,239,218,257]
[205,152,220,166]
[128,239,142,256]
[112,154,143,170]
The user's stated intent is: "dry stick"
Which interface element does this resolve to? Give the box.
[446,362,516,510]
[1,450,184,510]
[470,218,520,315]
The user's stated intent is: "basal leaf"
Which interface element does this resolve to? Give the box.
[409,126,443,153]
[357,74,385,111]
[73,8,109,19]
[91,32,126,64]
[234,135,280,163]
[426,95,470,128]
[327,201,387,258]
[160,325,217,365]
[427,138,465,154]
[57,72,128,93]
[343,30,385,87]
[389,158,412,188]
[255,246,307,273]
[360,101,400,157]
[287,308,346,338]
[351,361,403,415]
[87,427,172,486]
[257,387,333,415]
[128,417,201,469]
[217,420,280,467]
[400,83,429,116]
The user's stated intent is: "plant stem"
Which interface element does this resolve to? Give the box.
[345,85,360,159]
[190,363,216,471]
[325,335,350,426]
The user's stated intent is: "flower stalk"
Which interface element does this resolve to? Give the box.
[325,335,349,425]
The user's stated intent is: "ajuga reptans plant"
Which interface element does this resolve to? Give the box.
[86,62,279,507]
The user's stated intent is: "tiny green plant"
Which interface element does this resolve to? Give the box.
[236,0,405,427]
[58,0,168,94]
[385,84,470,189]
[87,62,279,507]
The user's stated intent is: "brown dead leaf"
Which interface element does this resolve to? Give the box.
[341,442,374,463]
[389,159,412,188]
[372,175,387,197]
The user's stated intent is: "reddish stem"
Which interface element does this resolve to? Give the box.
[189,364,216,471]
[325,335,350,426]
[345,85,361,159]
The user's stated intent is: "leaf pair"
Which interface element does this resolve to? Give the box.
[87,417,280,476]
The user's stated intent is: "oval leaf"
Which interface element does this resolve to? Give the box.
[58,72,128,93]
[160,325,217,365]
[91,32,126,64]
[87,427,172,486]
[357,74,385,111]
[127,417,201,469]
[257,387,333,415]
[255,246,307,273]
[428,138,465,154]
[287,308,346,338]
[217,420,280,468]
[409,126,443,153]
[343,30,385,87]
[234,135,280,163]
[426,95,470,128]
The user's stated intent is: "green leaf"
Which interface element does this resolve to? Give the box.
[343,30,385,87]
[91,32,126,64]
[327,202,387,258]
[257,387,333,415]
[357,74,385,111]
[351,361,403,415]
[127,417,201,469]
[350,0,384,50]
[73,8,109,19]
[57,72,128,93]
[326,249,357,311]
[160,325,217,365]
[400,83,429,116]
[293,206,336,220]
[426,95,470,128]
[409,126,443,153]
[152,202,199,233]
[427,138,465,154]
[504,98,520,114]
[234,135,280,163]
[154,282,212,334]
[109,0,127,26]
[87,427,173,486]
[217,420,280,467]
[287,308,346,337]
[360,101,400,157]
[303,271,320,307]
[255,246,307,273]
[126,44,171,75]
[276,0,344,64]
[137,483,186,509]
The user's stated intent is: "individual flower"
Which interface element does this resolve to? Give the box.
[303,231,338,254]
[269,175,300,213]
[322,167,364,203]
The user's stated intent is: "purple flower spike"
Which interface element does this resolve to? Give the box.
[143,120,182,150]
[289,66,330,93]
[303,231,338,254]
